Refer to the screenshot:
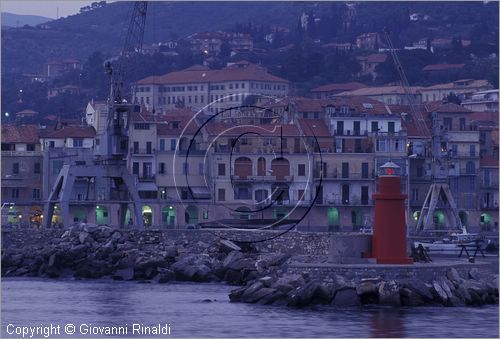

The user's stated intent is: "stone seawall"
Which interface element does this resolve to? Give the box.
[1,229,331,256]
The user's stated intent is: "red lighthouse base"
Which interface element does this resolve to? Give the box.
[372,175,413,264]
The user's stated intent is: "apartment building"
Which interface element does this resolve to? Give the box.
[419,79,492,103]
[1,124,43,227]
[335,86,422,105]
[132,61,289,115]
[461,89,499,113]
[479,156,499,231]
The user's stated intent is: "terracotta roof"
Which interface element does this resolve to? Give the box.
[480,156,499,167]
[422,63,465,71]
[336,85,421,96]
[39,126,95,139]
[1,124,39,143]
[423,79,491,91]
[311,82,367,93]
[469,111,499,124]
[424,101,472,113]
[297,119,331,137]
[294,98,334,113]
[136,62,288,85]
[204,123,299,137]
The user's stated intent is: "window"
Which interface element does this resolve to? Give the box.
[298,164,306,176]
[73,138,84,147]
[411,188,418,202]
[371,121,379,133]
[27,144,35,151]
[34,162,41,174]
[218,188,226,201]
[143,162,153,178]
[32,189,41,200]
[132,162,139,175]
[11,188,19,199]
[203,211,209,220]
[388,121,395,133]
[336,121,344,135]
[170,139,177,151]
[146,141,152,154]
[134,123,150,130]
[443,118,452,131]
[159,162,165,174]
[49,141,55,148]
[159,139,165,151]
[199,163,204,175]
[133,141,139,154]
[218,163,226,176]
[451,145,457,157]
[342,162,349,178]
[470,145,476,157]
[460,118,466,131]
[353,121,361,135]
[13,163,19,174]
[183,162,189,175]
[362,163,369,178]
[361,186,369,205]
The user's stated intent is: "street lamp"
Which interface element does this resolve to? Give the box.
[407,154,417,235]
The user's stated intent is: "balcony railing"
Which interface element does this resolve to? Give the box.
[1,150,43,156]
[314,170,374,180]
[130,148,155,155]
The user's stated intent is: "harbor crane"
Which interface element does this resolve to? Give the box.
[383,29,465,234]
[43,2,148,229]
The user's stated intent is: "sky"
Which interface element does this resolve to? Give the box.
[1,1,106,19]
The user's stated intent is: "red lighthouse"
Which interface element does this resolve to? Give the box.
[372,161,413,264]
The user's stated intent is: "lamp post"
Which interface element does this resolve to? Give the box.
[407,154,417,235]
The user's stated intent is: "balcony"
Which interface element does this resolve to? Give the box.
[1,150,43,157]
[317,196,373,206]
[130,148,155,156]
[138,175,155,182]
[314,170,374,180]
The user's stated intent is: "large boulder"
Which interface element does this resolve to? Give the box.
[152,268,176,283]
[400,287,425,306]
[400,279,434,301]
[432,280,449,304]
[378,280,401,306]
[331,287,360,307]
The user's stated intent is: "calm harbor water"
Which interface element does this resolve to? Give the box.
[1,278,498,338]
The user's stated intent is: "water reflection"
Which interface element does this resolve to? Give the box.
[369,308,406,338]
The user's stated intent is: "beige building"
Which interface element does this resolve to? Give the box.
[132,61,289,115]
[335,85,422,105]
[419,79,492,103]
[1,124,43,227]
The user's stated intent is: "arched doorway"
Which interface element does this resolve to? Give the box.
[51,204,62,227]
[162,206,176,228]
[142,205,153,228]
[185,206,199,224]
[73,206,86,223]
[433,211,445,229]
[29,206,43,228]
[235,206,251,220]
[480,213,492,231]
[96,205,109,225]
[327,207,340,232]
[271,158,290,180]
[273,207,289,220]
[351,208,363,231]
[257,157,266,176]
[234,157,252,179]
[7,205,20,226]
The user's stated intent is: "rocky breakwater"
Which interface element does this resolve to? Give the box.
[1,225,289,287]
[229,266,499,308]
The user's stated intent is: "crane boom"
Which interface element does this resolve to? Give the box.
[383,29,430,137]
[106,1,148,104]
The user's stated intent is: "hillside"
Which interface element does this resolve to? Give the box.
[2,1,497,74]
[1,12,52,27]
